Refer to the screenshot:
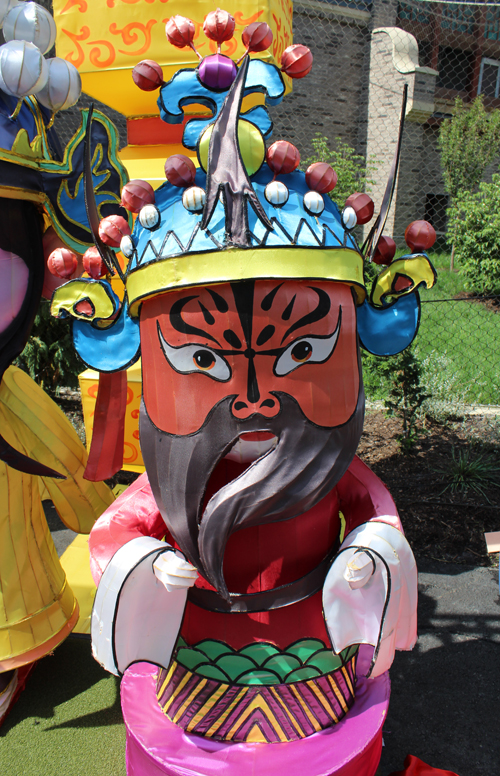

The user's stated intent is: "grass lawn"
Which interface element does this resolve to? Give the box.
[365,253,500,406]
[418,256,499,405]
[0,637,126,776]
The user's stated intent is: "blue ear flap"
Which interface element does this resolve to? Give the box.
[357,291,421,356]
[51,280,141,371]
[357,254,437,356]
[73,298,140,372]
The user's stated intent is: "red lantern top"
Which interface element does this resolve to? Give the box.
[165,16,195,49]
[373,235,397,266]
[99,215,131,249]
[47,248,78,279]
[121,180,155,214]
[281,45,313,79]
[305,163,337,194]
[165,154,197,187]
[83,247,106,280]
[266,141,300,176]
[242,22,273,53]
[344,192,374,225]
[203,9,235,44]
[405,220,436,253]
[132,60,163,92]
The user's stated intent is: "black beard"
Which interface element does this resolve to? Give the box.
[140,386,365,601]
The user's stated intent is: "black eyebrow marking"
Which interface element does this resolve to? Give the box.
[224,330,242,348]
[198,301,215,325]
[207,288,229,313]
[261,283,283,311]
[282,295,296,321]
[281,287,331,344]
[256,325,275,346]
[170,296,220,345]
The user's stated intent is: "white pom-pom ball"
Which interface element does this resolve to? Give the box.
[0,0,19,29]
[4,2,56,55]
[342,206,357,230]
[182,186,205,213]
[138,204,160,229]
[0,40,48,97]
[304,190,324,215]
[120,235,135,259]
[36,58,82,112]
[265,180,289,206]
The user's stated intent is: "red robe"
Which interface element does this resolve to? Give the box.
[89,455,402,651]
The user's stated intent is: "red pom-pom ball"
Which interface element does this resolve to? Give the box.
[344,192,374,225]
[121,180,155,213]
[306,163,337,193]
[373,235,397,266]
[405,220,436,253]
[83,247,106,279]
[164,154,197,187]
[266,141,300,175]
[281,45,313,79]
[132,60,163,91]
[98,215,131,248]
[47,248,78,279]
[165,16,195,49]
[203,9,235,43]
[242,22,273,52]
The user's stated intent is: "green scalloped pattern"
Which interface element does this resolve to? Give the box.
[175,639,358,686]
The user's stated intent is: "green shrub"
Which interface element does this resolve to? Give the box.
[14,299,84,394]
[302,133,377,206]
[448,174,500,295]
[376,347,430,452]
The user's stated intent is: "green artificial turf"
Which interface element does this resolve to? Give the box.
[0,637,126,776]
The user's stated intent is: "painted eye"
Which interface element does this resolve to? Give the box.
[193,350,216,370]
[291,341,312,363]
[274,315,341,377]
[158,328,231,381]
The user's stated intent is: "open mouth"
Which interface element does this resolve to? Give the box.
[224,431,278,463]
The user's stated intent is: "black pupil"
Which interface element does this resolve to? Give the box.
[292,342,312,361]
[194,350,215,369]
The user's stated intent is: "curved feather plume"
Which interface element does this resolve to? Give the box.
[363,84,408,262]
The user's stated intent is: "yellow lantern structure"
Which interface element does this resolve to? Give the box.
[53,0,292,186]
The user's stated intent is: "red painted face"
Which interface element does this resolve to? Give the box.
[140,280,360,436]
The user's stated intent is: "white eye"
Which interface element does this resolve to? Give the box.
[158,328,231,382]
[274,322,341,377]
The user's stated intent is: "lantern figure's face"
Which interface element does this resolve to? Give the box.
[139,279,364,594]
[140,280,360,435]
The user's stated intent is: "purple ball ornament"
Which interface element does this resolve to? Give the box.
[198,54,237,90]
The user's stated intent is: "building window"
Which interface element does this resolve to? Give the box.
[437,47,474,92]
[398,1,431,25]
[478,58,500,98]
[440,3,476,36]
[485,6,500,42]
[425,194,449,235]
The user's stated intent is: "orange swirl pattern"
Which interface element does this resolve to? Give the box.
[110,20,157,56]
[58,1,291,71]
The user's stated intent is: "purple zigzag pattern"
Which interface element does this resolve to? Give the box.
[156,658,357,744]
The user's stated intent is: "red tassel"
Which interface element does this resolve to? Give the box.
[84,370,127,481]
[389,754,460,776]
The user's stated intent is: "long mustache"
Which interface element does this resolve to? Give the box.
[140,389,364,601]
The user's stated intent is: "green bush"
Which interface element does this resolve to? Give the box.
[448,174,500,295]
[302,133,377,206]
[14,299,84,394]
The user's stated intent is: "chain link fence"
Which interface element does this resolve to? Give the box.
[39,1,500,431]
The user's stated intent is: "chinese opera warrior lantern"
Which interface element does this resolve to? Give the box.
[52,11,437,776]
